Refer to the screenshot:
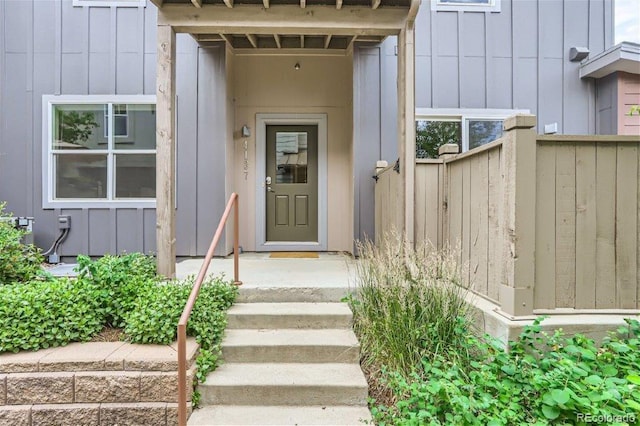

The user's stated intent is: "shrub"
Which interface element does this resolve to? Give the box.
[0,278,104,352]
[0,202,43,284]
[371,318,640,425]
[125,275,238,405]
[349,232,471,378]
[124,276,237,349]
[76,253,157,327]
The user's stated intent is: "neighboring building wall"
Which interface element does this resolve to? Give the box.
[0,0,230,258]
[618,72,640,135]
[232,54,354,252]
[596,72,618,134]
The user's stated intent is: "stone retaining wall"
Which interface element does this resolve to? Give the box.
[0,339,198,426]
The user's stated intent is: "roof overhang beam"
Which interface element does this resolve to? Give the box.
[158,5,409,36]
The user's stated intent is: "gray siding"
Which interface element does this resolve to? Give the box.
[1,0,615,254]
[0,0,229,259]
[356,0,613,243]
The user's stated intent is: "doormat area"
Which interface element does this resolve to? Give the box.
[269,252,320,259]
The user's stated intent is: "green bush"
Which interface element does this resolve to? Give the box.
[0,278,104,352]
[125,275,238,404]
[0,203,43,284]
[371,318,640,425]
[76,253,157,328]
[124,276,237,349]
[349,233,471,377]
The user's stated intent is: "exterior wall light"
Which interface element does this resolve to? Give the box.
[294,62,301,70]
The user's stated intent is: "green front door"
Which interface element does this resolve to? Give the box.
[265,125,318,242]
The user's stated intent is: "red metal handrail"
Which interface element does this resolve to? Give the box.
[177,193,241,426]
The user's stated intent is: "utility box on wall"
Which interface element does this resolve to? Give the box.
[0,216,35,245]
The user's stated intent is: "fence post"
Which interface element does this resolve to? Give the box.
[499,115,537,317]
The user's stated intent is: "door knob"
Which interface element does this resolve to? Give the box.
[266,176,272,185]
[267,186,275,193]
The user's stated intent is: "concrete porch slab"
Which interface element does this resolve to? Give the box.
[176,252,356,288]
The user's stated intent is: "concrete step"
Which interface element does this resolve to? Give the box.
[226,303,353,329]
[237,287,351,303]
[198,363,368,406]
[221,329,360,363]
[188,405,372,425]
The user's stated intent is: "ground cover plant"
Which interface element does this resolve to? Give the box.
[0,228,237,406]
[350,233,640,426]
[0,203,43,284]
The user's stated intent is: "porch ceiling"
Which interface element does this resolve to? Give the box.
[154,0,416,50]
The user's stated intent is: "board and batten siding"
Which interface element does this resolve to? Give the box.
[0,0,230,258]
[359,0,613,244]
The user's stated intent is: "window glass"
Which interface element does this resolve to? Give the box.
[47,99,156,204]
[114,104,156,150]
[115,154,156,198]
[275,132,308,183]
[55,154,108,199]
[416,120,462,159]
[53,104,106,150]
[468,120,504,150]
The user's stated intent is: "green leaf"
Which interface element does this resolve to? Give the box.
[541,405,560,420]
[601,365,617,377]
[584,375,603,386]
[627,375,640,385]
[551,389,571,405]
[626,399,640,411]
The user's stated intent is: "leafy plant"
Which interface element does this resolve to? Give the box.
[416,120,461,159]
[368,317,640,425]
[57,110,98,146]
[124,275,238,406]
[0,202,44,284]
[75,253,157,328]
[0,278,104,352]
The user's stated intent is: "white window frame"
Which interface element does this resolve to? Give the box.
[73,0,146,7]
[42,95,157,209]
[431,0,501,13]
[416,108,529,154]
[104,104,129,138]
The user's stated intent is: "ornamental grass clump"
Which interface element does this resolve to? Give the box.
[349,232,472,379]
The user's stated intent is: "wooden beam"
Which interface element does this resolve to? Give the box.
[149,0,163,8]
[324,34,332,49]
[273,34,281,48]
[263,0,269,7]
[223,0,234,8]
[156,25,176,279]
[191,0,202,8]
[372,0,381,9]
[220,33,232,44]
[158,5,407,36]
[336,0,343,10]
[397,24,415,246]
[300,0,306,7]
[346,35,357,54]
[300,35,305,48]
[246,33,258,48]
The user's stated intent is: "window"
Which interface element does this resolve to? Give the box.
[43,95,156,208]
[415,109,528,159]
[431,0,501,12]
[73,0,146,7]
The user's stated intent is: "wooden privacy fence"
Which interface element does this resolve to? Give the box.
[376,114,640,316]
